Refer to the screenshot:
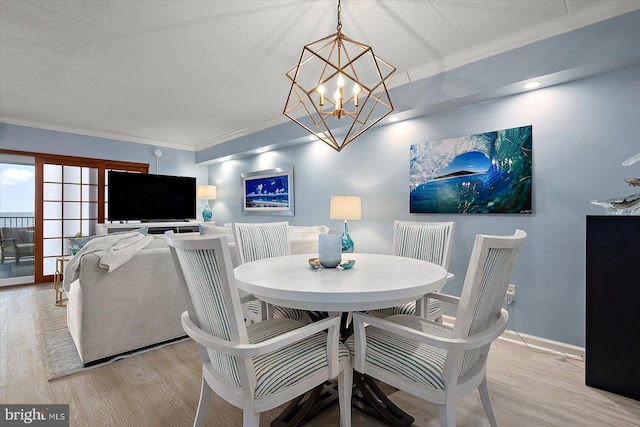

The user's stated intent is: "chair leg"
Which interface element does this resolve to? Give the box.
[479,377,498,427]
[415,297,426,318]
[338,366,353,427]
[193,377,213,427]
[263,301,272,320]
[438,403,456,427]
[242,410,260,427]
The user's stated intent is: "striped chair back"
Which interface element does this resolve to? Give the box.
[452,230,527,377]
[393,221,455,269]
[233,222,291,264]
[166,232,249,388]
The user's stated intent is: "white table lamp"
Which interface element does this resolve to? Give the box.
[197,185,217,222]
[330,195,361,253]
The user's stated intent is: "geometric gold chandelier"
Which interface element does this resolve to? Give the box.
[283,0,395,152]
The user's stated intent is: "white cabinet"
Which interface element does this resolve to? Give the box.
[96,221,201,235]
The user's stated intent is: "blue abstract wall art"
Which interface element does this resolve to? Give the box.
[410,126,532,214]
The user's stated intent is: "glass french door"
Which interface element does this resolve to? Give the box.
[42,164,99,276]
[0,153,35,287]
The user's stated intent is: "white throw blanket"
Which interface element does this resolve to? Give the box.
[63,232,154,292]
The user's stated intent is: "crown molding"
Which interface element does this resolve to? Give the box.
[194,114,291,152]
[0,116,196,152]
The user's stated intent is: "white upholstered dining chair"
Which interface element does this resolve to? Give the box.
[165,231,352,427]
[372,221,455,321]
[349,229,526,427]
[233,221,308,323]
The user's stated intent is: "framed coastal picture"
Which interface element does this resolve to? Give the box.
[241,166,294,216]
[410,125,532,214]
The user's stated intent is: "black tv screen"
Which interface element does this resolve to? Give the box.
[108,171,196,222]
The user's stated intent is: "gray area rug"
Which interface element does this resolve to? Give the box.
[37,291,187,381]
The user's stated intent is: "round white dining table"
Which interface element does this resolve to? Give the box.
[234,253,448,313]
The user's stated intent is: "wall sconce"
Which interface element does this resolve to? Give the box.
[197,185,217,222]
[329,195,361,253]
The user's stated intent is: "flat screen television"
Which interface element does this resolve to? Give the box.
[108,171,196,222]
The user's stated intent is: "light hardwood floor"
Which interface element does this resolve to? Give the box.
[1,283,638,426]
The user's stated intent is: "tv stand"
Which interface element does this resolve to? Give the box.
[96,221,201,235]
[141,219,191,223]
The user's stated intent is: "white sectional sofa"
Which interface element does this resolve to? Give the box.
[66,224,329,365]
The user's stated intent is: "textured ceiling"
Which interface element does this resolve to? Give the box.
[1,0,638,151]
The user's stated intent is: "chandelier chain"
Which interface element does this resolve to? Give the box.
[336,0,342,31]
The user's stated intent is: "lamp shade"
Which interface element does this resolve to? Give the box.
[330,196,361,220]
[197,185,217,200]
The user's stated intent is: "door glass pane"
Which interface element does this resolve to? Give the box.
[63,183,81,201]
[82,185,98,200]
[82,202,97,218]
[44,183,62,201]
[44,164,62,182]
[63,202,81,219]
[81,220,95,236]
[63,220,82,237]
[0,158,35,285]
[44,201,62,219]
[43,257,56,276]
[63,166,81,183]
[43,238,62,257]
[82,167,98,184]
[44,220,62,238]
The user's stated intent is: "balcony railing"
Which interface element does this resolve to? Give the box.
[0,216,35,228]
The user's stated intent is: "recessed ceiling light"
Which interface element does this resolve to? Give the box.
[523,81,541,90]
[388,116,399,122]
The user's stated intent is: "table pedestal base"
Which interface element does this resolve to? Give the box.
[353,372,414,427]
[270,374,415,427]
[271,381,339,427]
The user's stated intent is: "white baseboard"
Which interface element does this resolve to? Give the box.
[499,329,585,360]
[442,315,585,360]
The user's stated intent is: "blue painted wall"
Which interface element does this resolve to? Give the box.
[205,65,640,347]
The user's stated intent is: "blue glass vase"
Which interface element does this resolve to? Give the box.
[341,221,354,253]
